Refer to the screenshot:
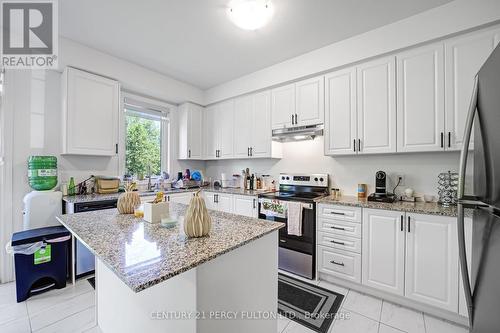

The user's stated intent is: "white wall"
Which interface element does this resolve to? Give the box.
[205,0,500,104]
[205,137,472,198]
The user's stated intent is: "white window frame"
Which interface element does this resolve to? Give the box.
[119,91,174,178]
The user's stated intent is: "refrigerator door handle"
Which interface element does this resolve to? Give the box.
[457,75,478,327]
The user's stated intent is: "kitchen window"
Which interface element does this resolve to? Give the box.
[120,93,171,180]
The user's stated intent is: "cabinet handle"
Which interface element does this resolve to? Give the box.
[407,216,411,233]
[330,226,345,230]
[448,132,451,148]
[329,211,345,216]
[358,139,361,152]
[400,215,404,231]
[250,147,253,156]
[291,114,294,125]
[330,240,345,245]
[188,149,191,158]
[253,198,256,209]
[167,196,170,202]
[353,139,356,152]
[441,132,444,148]
[294,114,298,125]
[330,260,344,266]
[115,143,118,154]
[247,147,250,156]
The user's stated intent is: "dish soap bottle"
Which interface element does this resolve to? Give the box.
[68,177,76,196]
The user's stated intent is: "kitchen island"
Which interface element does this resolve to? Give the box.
[56,203,283,333]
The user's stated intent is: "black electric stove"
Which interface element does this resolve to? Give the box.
[258,173,329,279]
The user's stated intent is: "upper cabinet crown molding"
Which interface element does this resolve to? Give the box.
[62,67,120,156]
[397,43,445,152]
[271,76,324,129]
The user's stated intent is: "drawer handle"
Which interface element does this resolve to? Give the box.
[330,226,346,231]
[330,260,344,266]
[279,239,286,243]
[330,240,345,245]
[329,211,345,216]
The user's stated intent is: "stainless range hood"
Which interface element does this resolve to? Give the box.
[272,124,323,142]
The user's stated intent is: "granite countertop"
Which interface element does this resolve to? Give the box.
[56,203,283,292]
[62,186,267,204]
[315,195,472,218]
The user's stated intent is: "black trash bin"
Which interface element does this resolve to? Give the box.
[11,226,70,302]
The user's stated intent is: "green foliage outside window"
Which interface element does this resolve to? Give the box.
[125,115,161,178]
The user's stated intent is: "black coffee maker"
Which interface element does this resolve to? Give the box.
[368,171,396,203]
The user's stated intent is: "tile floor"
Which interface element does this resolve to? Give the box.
[277,278,469,333]
[0,278,468,333]
[0,279,99,333]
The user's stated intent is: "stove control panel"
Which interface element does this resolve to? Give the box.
[279,173,328,187]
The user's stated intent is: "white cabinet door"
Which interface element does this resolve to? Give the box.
[271,83,295,129]
[251,90,272,158]
[362,209,405,296]
[397,44,445,152]
[233,95,253,158]
[63,67,119,156]
[189,104,203,159]
[203,105,218,159]
[405,213,458,312]
[295,76,324,126]
[232,195,257,218]
[169,192,194,205]
[458,217,472,317]
[203,192,217,210]
[217,193,233,213]
[218,100,234,159]
[356,56,397,154]
[324,67,357,155]
[178,103,203,159]
[445,27,500,150]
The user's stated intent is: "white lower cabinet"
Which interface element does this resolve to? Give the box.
[168,192,195,205]
[203,191,233,213]
[232,195,258,218]
[318,246,361,283]
[405,212,458,312]
[362,209,405,295]
[319,204,464,317]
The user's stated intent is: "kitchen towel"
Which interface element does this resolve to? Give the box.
[287,201,303,236]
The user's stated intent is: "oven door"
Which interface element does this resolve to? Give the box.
[258,199,316,279]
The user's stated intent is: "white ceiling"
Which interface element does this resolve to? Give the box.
[60,0,453,89]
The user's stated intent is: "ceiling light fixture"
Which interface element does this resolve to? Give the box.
[228,0,274,31]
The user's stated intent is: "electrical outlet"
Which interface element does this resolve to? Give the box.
[396,174,405,187]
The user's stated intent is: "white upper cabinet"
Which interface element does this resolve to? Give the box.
[324,67,357,155]
[233,90,281,159]
[203,105,218,159]
[397,43,445,152]
[218,100,235,159]
[445,27,500,151]
[356,56,397,154]
[178,103,203,159]
[271,76,324,129]
[271,83,295,129]
[295,76,324,126]
[362,209,405,296]
[62,67,120,156]
[233,95,253,158]
[405,213,458,312]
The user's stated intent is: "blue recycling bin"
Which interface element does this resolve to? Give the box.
[11,226,70,302]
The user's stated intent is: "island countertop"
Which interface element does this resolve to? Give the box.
[56,203,283,292]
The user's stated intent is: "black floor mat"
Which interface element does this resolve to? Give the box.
[278,273,344,333]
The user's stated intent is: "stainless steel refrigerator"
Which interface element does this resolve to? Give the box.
[458,43,500,333]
